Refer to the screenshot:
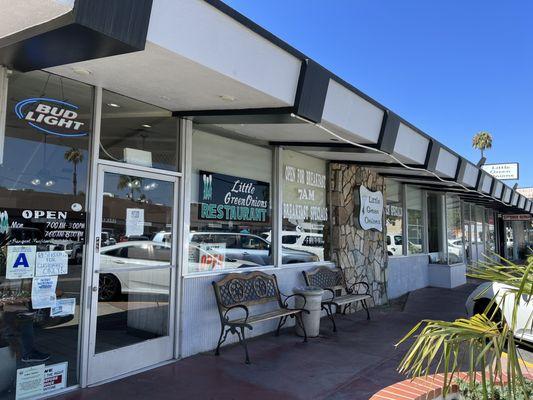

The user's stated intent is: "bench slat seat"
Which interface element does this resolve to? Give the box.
[213,271,308,364]
[324,293,372,306]
[303,266,372,332]
[230,308,301,325]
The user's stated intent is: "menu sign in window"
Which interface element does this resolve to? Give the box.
[198,171,269,222]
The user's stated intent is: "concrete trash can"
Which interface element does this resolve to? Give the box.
[293,286,324,338]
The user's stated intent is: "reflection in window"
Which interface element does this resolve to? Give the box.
[100,90,178,171]
[485,209,496,261]
[446,195,464,264]
[427,192,446,263]
[188,130,277,273]
[0,70,93,391]
[385,179,404,256]
[281,150,327,264]
[406,186,424,254]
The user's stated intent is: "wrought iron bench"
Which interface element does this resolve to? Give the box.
[302,266,371,332]
[212,271,308,364]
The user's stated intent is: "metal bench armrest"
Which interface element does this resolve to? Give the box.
[322,287,336,302]
[280,293,307,312]
[223,304,250,324]
[347,281,370,295]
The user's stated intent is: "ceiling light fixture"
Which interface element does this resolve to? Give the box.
[72,67,92,76]
[141,124,152,128]
[106,103,121,108]
[219,94,237,102]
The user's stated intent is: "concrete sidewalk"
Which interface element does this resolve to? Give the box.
[57,284,478,400]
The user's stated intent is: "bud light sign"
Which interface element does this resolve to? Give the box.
[15,97,88,137]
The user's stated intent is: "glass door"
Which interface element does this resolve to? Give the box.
[87,164,178,384]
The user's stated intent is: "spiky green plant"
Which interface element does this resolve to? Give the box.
[396,255,532,399]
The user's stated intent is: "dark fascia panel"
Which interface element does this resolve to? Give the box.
[376,111,400,154]
[0,0,153,72]
[456,158,479,188]
[475,170,487,192]
[293,59,330,123]
[491,179,503,199]
[502,186,513,204]
[425,140,440,173]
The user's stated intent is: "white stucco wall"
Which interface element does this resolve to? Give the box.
[386,254,429,300]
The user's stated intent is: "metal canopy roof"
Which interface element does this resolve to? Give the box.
[0,0,530,216]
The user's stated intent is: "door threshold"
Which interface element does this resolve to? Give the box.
[88,358,179,387]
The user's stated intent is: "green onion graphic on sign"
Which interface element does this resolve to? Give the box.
[199,171,270,222]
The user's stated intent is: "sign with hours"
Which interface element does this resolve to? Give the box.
[283,163,327,223]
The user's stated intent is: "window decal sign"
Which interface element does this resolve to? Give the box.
[6,245,36,279]
[0,208,86,244]
[199,171,269,222]
[283,164,328,222]
[15,97,88,137]
[357,185,384,232]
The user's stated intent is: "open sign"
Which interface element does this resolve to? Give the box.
[15,97,88,137]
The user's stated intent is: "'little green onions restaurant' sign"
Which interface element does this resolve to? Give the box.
[199,171,269,222]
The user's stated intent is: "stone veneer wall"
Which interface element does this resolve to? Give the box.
[324,164,388,307]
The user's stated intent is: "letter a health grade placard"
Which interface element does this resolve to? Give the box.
[6,245,36,279]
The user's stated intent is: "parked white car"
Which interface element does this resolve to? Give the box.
[386,233,403,256]
[262,231,324,261]
[465,282,533,343]
[97,241,251,300]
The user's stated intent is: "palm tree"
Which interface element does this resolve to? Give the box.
[472,131,493,159]
[64,148,83,195]
[117,175,142,200]
[397,257,532,399]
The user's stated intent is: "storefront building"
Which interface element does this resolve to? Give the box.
[0,1,532,398]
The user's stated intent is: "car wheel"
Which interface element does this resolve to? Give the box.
[98,274,120,301]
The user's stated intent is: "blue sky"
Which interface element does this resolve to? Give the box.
[224,0,533,188]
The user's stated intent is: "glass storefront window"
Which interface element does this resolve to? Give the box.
[474,205,485,261]
[100,90,178,171]
[281,150,326,264]
[446,195,464,264]
[187,129,275,273]
[485,209,496,260]
[385,179,404,256]
[406,186,424,254]
[0,70,93,396]
[427,192,446,263]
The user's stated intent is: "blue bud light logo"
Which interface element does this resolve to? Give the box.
[15,97,88,137]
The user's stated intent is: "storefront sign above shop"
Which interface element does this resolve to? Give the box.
[481,163,519,180]
[357,185,384,231]
[15,97,88,137]
[502,214,531,221]
[198,171,269,222]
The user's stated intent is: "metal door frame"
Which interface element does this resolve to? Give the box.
[86,163,180,385]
